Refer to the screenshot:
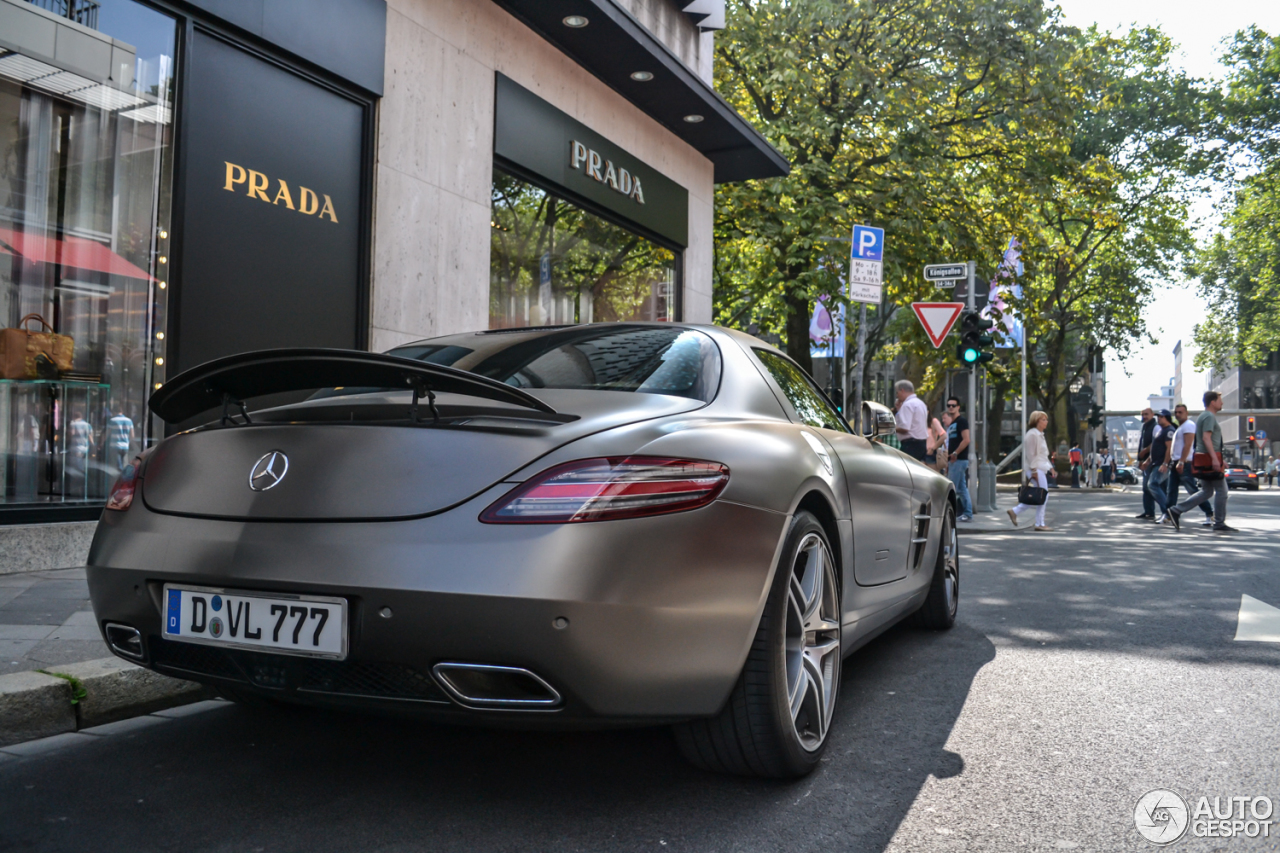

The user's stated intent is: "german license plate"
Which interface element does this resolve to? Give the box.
[162,585,347,659]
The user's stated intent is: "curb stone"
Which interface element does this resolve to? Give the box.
[0,658,214,747]
[0,671,76,745]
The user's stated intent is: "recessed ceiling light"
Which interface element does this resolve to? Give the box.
[562,15,589,28]
[630,71,654,82]
[683,114,704,123]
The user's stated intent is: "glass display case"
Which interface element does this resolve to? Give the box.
[0,0,177,517]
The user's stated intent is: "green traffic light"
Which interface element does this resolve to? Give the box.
[962,347,979,364]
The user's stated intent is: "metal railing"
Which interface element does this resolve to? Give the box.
[26,0,99,29]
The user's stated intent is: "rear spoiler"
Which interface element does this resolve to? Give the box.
[149,348,556,423]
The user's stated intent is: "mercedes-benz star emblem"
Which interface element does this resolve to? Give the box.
[249,451,289,491]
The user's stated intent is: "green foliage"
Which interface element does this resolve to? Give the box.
[714,2,1217,446]
[39,670,88,705]
[1192,28,1280,371]
[714,0,1079,372]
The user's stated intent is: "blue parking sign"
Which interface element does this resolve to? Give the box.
[852,224,884,262]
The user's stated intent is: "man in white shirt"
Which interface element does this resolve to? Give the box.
[893,379,929,461]
[1166,402,1213,526]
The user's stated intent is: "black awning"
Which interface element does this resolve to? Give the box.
[149,348,556,423]
[491,0,788,183]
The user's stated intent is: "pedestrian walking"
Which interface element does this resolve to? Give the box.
[1168,403,1214,526]
[925,409,949,473]
[1267,457,1277,488]
[1070,443,1082,488]
[893,380,929,462]
[1149,410,1174,522]
[1134,408,1156,519]
[1168,391,1234,532]
[1099,450,1114,487]
[1007,410,1053,531]
[945,396,973,521]
[106,407,135,471]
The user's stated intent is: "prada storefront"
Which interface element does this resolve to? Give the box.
[0,0,785,563]
[0,0,381,525]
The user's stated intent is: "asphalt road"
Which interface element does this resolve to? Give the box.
[2,489,1278,853]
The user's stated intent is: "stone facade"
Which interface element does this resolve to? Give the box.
[370,0,717,352]
[0,522,97,575]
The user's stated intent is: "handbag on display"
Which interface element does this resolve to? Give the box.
[1018,475,1048,506]
[1191,451,1223,480]
[0,314,74,380]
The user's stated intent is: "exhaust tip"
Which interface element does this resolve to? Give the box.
[104,623,145,660]
[432,663,561,710]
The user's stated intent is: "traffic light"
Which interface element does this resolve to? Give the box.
[956,311,995,365]
[1247,416,1256,434]
[1088,404,1104,428]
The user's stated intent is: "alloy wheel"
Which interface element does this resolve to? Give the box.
[784,532,841,751]
[942,515,959,619]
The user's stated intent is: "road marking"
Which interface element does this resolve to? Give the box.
[1234,594,1280,643]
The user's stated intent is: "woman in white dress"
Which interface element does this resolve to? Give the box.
[1008,410,1053,531]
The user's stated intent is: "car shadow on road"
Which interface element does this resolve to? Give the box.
[0,623,994,853]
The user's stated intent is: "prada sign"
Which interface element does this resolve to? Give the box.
[223,162,340,223]
[494,74,688,247]
[569,141,644,204]
[173,32,366,378]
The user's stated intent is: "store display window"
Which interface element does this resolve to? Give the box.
[489,167,678,329]
[0,0,176,510]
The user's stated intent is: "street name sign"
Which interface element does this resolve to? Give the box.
[911,302,965,348]
[849,224,885,304]
[924,263,966,282]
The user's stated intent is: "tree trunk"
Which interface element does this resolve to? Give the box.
[986,371,1014,462]
[784,287,813,375]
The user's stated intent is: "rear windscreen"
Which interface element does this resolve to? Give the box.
[388,326,722,403]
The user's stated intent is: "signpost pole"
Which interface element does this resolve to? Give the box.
[967,260,978,512]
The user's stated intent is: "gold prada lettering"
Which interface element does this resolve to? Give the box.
[272,180,296,210]
[567,141,646,205]
[299,187,319,216]
[224,162,247,191]
[221,160,339,224]
[318,194,338,224]
[247,170,271,202]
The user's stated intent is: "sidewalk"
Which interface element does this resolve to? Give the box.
[0,568,209,747]
[1,568,108,675]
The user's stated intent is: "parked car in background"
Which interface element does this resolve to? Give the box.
[1226,467,1260,491]
[1114,466,1140,486]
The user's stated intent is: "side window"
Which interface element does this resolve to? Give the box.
[755,350,850,433]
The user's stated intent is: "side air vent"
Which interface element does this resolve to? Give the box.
[911,504,932,569]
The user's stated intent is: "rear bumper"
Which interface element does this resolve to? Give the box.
[86,494,787,722]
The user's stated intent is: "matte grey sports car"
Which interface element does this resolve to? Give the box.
[88,323,958,778]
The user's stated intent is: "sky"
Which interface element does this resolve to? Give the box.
[1050,0,1280,411]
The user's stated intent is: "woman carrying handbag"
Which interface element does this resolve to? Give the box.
[1008,410,1053,531]
[925,409,949,473]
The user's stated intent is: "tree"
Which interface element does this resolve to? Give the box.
[713,0,1079,374]
[1192,28,1280,372]
[1015,26,1215,447]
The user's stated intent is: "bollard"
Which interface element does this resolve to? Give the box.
[977,462,998,512]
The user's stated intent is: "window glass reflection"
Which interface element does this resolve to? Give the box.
[490,168,677,328]
[755,350,848,433]
[0,0,177,508]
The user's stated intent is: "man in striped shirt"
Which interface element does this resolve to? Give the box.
[106,409,134,471]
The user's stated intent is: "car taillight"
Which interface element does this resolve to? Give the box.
[105,458,142,511]
[480,456,729,524]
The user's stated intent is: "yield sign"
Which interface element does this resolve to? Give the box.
[911,302,965,348]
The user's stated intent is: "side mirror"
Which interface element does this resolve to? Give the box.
[862,401,896,439]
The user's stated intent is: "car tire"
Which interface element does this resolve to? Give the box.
[673,511,841,778]
[913,506,958,630]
